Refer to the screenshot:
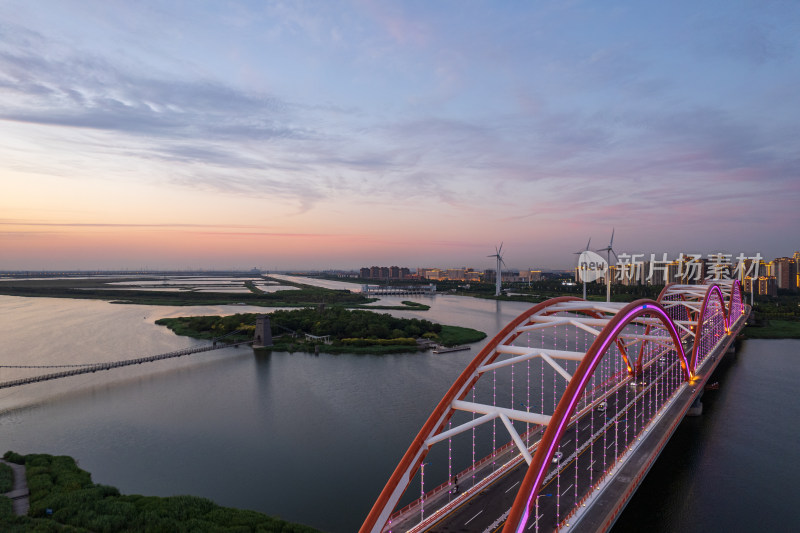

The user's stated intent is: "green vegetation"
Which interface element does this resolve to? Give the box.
[350,300,431,311]
[0,496,13,524]
[438,325,487,345]
[743,294,800,338]
[156,307,485,354]
[243,280,263,294]
[0,462,13,493]
[0,451,319,532]
[744,320,800,339]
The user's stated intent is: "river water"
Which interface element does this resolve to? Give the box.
[0,286,798,532]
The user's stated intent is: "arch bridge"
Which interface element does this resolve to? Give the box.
[362,281,747,533]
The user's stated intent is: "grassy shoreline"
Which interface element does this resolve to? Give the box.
[743,320,800,339]
[0,451,319,532]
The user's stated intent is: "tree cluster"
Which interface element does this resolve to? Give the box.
[0,452,319,532]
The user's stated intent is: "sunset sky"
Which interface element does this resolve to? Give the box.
[1,1,798,271]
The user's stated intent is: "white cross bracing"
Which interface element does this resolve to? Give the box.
[423,304,638,466]
[661,285,723,342]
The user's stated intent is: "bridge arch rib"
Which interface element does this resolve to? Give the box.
[361,297,693,533]
[728,279,744,323]
[657,283,728,374]
[705,278,745,328]
[505,300,689,532]
[360,296,588,533]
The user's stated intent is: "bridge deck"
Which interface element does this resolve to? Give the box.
[569,309,747,532]
[396,309,747,533]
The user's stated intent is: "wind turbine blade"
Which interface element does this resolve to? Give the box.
[610,228,615,247]
[498,242,503,255]
[586,238,592,251]
[611,249,620,264]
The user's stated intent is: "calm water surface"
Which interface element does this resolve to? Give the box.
[1,291,798,532]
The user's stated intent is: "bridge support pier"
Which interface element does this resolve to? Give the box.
[687,393,704,417]
[253,315,273,348]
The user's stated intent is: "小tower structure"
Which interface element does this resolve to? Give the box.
[253,315,273,348]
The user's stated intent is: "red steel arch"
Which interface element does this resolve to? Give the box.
[708,279,745,328]
[689,284,726,373]
[362,289,735,533]
[504,300,689,532]
[657,283,730,375]
[359,296,586,533]
[728,279,745,325]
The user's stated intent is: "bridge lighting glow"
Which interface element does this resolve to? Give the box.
[516,301,687,533]
[363,282,748,533]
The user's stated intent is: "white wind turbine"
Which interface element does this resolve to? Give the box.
[596,229,619,302]
[574,237,592,300]
[488,243,507,297]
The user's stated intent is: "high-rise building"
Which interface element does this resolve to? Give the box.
[795,252,800,288]
[362,265,412,279]
[525,270,543,283]
[666,261,682,284]
[771,257,798,291]
[445,268,467,281]
[425,269,443,280]
[619,261,646,286]
[645,261,666,285]
[758,276,777,297]
[598,265,619,285]
[743,276,754,294]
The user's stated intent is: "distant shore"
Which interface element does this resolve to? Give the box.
[0,275,429,310]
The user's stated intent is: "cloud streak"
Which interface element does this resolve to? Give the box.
[0,1,798,268]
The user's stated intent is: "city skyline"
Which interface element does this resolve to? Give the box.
[1,1,799,270]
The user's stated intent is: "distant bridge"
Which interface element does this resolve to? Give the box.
[0,340,254,390]
[362,280,747,533]
[361,284,437,296]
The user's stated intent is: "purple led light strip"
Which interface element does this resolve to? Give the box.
[516,303,687,532]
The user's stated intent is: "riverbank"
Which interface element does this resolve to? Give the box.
[743,319,800,339]
[0,452,319,532]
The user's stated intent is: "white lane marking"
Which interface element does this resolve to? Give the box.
[505,481,521,493]
[587,460,595,470]
[561,439,572,447]
[606,440,616,450]
[561,483,574,497]
[465,510,484,526]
